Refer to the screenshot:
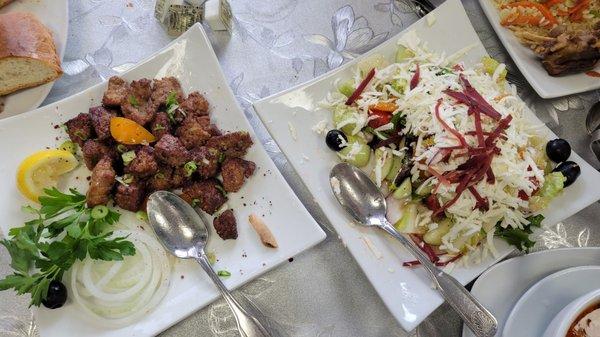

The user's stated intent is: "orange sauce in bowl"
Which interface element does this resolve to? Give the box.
[566,303,600,337]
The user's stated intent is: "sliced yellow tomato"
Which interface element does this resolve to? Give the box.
[110,117,156,145]
[16,149,79,202]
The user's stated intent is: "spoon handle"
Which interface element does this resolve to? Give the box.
[379,221,498,337]
[196,254,275,337]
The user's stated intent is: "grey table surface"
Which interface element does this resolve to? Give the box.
[1,0,600,336]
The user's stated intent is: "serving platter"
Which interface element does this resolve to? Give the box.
[0,0,69,118]
[253,0,600,331]
[0,24,325,337]
[463,248,600,337]
[478,0,600,99]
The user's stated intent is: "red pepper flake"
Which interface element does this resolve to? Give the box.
[585,71,600,78]
[345,68,376,106]
[410,63,420,90]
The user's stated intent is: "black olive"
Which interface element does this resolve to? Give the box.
[325,129,348,151]
[553,161,580,187]
[546,139,571,163]
[42,280,67,309]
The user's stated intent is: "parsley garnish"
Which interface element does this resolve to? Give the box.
[495,214,544,252]
[0,188,135,307]
[128,95,140,107]
[165,91,180,123]
[217,270,231,278]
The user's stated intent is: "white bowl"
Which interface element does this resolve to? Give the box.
[543,288,600,337]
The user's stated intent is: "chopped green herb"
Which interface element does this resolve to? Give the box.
[116,144,128,153]
[153,124,166,131]
[218,153,225,163]
[207,252,217,265]
[135,211,148,222]
[58,140,78,154]
[217,270,231,278]
[215,184,227,197]
[0,188,134,307]
[91,205,109,219]
[184,161,197,177]
[128,95,140,107]
[73,130,87,141]
[165,91,180,123]
[390,113,406,130]
[154,172,165,180]
[121,151,136,165]
[191,198,201,207]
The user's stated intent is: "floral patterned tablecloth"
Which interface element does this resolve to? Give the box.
[1,0,599,336]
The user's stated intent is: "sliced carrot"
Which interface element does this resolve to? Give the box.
[371,102,398,113]
[110,117,156,145]
[568,0,589,21]
[501,1,558,25]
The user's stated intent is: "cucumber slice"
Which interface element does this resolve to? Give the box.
[423,218,452,246]
[393,178,412,200]
[333,106,359,135]
[357,53,388,75]
[338,81,355,97]
[393,203,421,233]
[395,46,415,62]
[390,79,407,94]
[386,155,403,181]
[415,178,434,196]
[338,142,371,167]
[375,148,394,180]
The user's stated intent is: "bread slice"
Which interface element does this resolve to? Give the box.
[0,0,14,8]
[0,12,63,96]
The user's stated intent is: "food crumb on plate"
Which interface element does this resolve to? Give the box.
[387,268,395,273]
[311,119,329,135]
[360,236,383,260]
[287,122,297,140]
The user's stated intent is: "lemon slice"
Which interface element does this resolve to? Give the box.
[16,149,79,202]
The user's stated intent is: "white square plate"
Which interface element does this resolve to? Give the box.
[0,0,68,117]
[478,0,600,98]
[253,0,600,331]
[0,24,325,337]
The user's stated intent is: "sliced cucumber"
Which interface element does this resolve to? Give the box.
[333,106,359,134]
[395,46,415,62]
[415,179,434,196]
[338,81,355,97]
[375,148,394,180]
[386,155,404,181]
[393,178,412,200]
[482,56,507,81]
[423,218,452,246]
[390,79,408,94]
[393,203,422,234]
[338,142,371,167]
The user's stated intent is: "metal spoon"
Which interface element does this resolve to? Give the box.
[329,163,498,337]
[147,191,277,337]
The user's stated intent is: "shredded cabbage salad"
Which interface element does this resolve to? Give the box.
[321,32,568,266]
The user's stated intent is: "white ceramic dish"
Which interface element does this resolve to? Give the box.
[478,0,600,98]
[253,0,600,330]
[0,0,68,118]
[503,266,600,337]
[463,248,600,337]
[543,288,600,337]
[0,24,326,337]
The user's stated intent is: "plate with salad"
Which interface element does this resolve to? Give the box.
[0,24,325,337]
[253,0,600,331]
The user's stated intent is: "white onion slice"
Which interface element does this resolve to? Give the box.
[69,229,171,328]
[386,195,405,224]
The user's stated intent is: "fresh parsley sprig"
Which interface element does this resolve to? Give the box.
[0,188,135,307]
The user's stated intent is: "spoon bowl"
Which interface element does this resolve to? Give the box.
[329,163,387,226]
[147,190,208,259]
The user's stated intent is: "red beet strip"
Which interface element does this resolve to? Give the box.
[410,63,420,90]
[427,166,450,186]
[468,186,489,211]
[402,254,463,267]
[410,234,440,263]
[345,68,376,106]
